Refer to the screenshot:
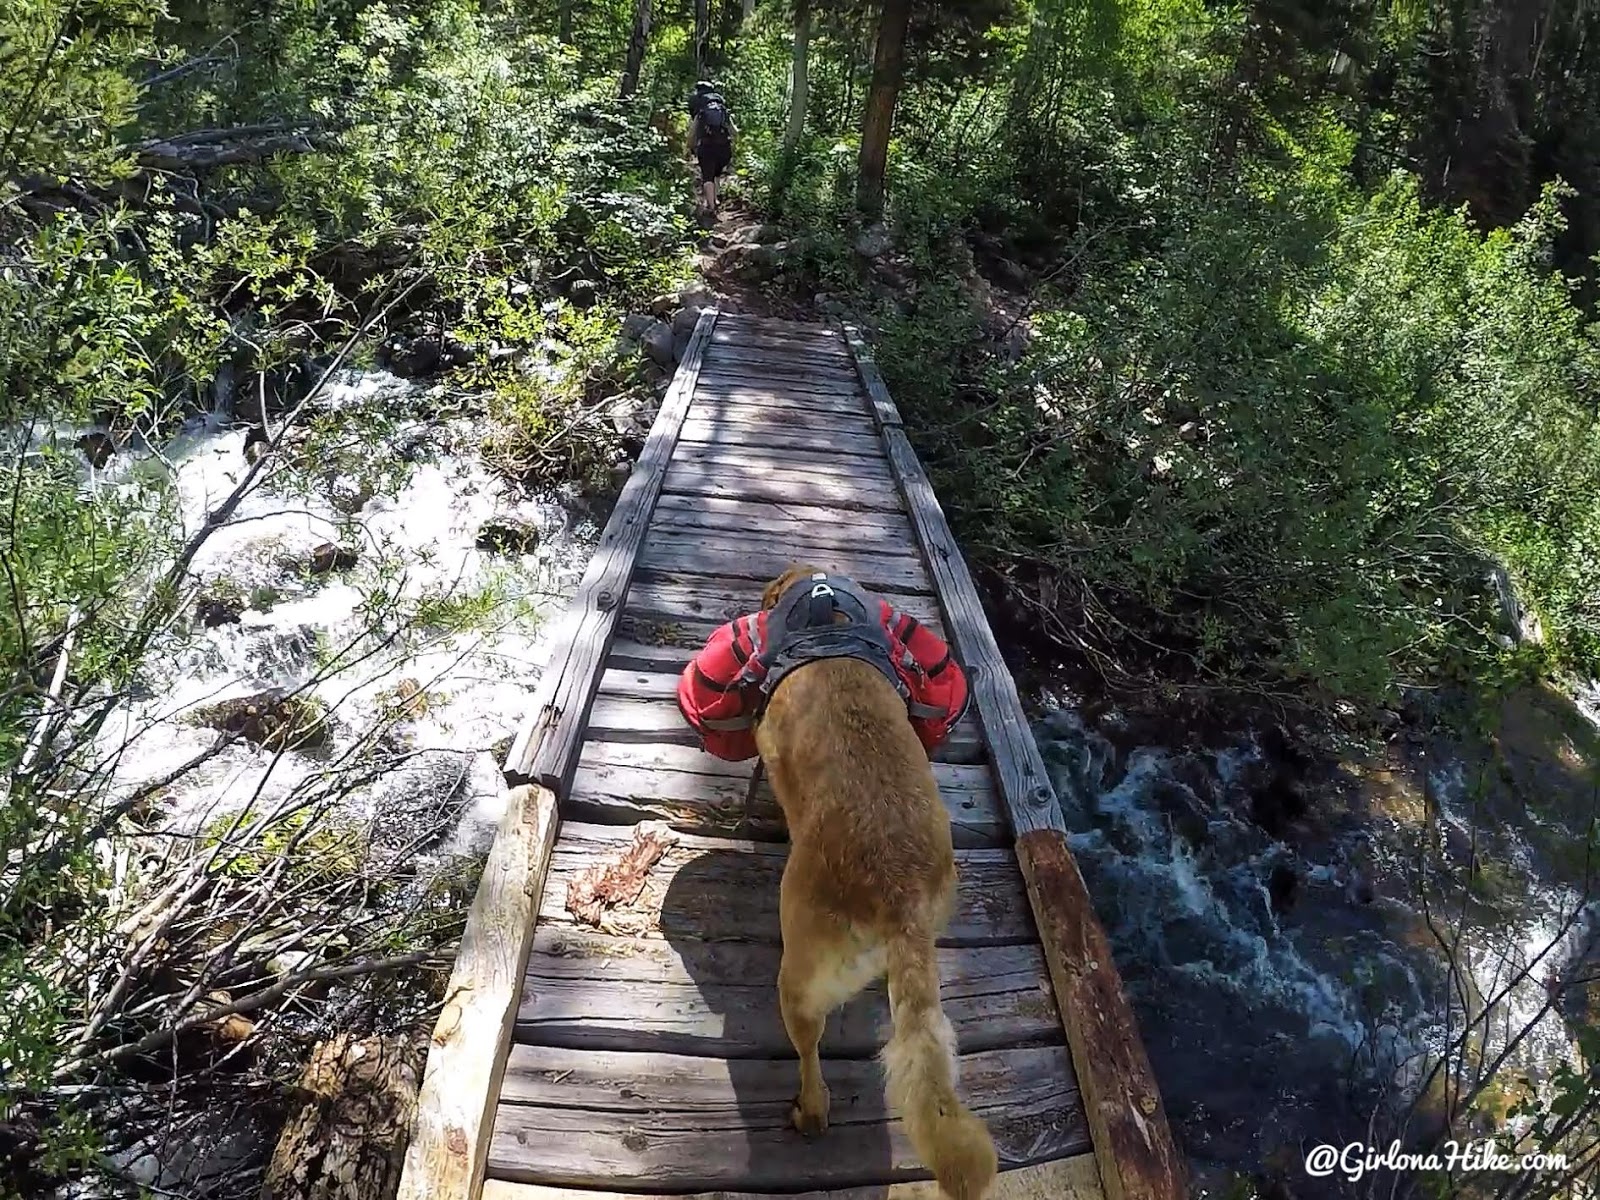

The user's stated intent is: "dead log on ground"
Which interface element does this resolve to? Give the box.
[261,1032,425,1200]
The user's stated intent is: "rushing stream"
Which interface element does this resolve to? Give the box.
[1034,693,1598,1196]
[42,369,596,1196]
[86,369,594,849]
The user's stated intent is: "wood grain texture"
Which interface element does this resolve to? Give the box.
[395,784,560,1200]
[568,725,1003,845]
[623,570,939,631]
[535,822,1035,946]
[516,928,1062,1056]
[482,1152,1105,1200]
[841,323,904,430]
[700,345,856,372]
[678,419,885,458]
[639,514,917,566]
[696,372,870,401]
[487,1044,1086,1190]
[670,443,898,484]
[575,735,760,781]
[661,459,906,512]
[1016,831,1186,1200]
[683,401,879,436]
[649,494,916,538]
[582,692,986,764]
[637,532,932,595]
[504,308,718,792]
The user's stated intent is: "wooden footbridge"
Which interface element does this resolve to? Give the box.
[396,311,1185,1200]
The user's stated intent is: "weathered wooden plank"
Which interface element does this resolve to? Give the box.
[696,356,863,384]
[614,572,934,630]
[504,309,719,793]
[500,1044,1069,1111]
[607,637,712,673]
[697,371,868,400]
[683,402,879,436]
[660,462,906,513]
[1017,832,1187,1200]
[583,693,985,763]
[395,785,560,1200]
[482,1153,1105,1200]
[650,494,916,539]
[576,736,758,781]
[678,418,886,458]
[691,392,873,424]
[702,346,856,373]
[670,443,898,484]
[536,822,1034,946]
[570,716,1003,845]
[486,1047,1086,1190]
[568,749,755,838]
[841,323,904,430]
[640,530,925,587]
[516,930,1060,1055]
[637,535,931,595]
[717,313,845,337]
[710,322,848,348]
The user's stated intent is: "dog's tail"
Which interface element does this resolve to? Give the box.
[882,929,998,1200]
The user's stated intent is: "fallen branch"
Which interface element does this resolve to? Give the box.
[137,132,324,173]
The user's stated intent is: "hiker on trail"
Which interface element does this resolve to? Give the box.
[687,83,736,219]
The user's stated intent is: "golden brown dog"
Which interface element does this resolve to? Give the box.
[753,564,997,1200]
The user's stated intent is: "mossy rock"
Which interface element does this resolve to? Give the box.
[193,689,332,751]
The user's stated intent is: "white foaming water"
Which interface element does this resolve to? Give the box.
[88,371,595,850]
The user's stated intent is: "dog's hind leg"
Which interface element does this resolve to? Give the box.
[778,867,885,1137]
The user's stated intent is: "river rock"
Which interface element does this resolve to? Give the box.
[718,242,782,281]
[1267,863,1300,914]
[193,689,331,751]
[620,313,657,341]
[308,543,359,575]
[672,328,692,364]
[195,589,245,629]
[77,431,117,469]
[243,425,270,464]
[567,278,599,309]
[672,304,704,335]
[381,334,475,378]
[476,516,541,554]
[640,320,676,367]
[727,222,786,246]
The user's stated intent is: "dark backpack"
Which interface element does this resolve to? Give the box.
[698,98,731,147]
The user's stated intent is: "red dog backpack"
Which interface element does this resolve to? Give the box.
[675,571,970,761]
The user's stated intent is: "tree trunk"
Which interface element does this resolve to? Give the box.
[784,0,811,153]
[558,0,573,43]
[694,0,711,78]
[620,0,652,99]
[742,0,755,19]
[856,0,912,216]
